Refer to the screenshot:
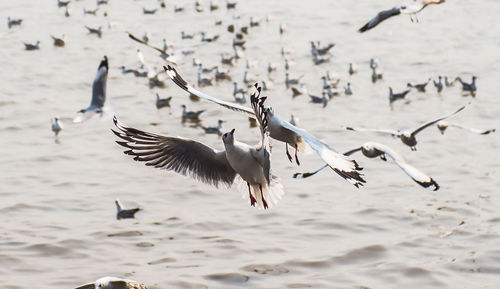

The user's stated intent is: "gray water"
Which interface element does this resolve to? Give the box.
[1,0,500,288]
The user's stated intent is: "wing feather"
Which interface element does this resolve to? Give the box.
[112,117,236,187]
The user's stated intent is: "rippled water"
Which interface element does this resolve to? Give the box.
[1,0,500,288]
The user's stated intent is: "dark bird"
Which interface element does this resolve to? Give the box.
[115,199,141,220]
[201,120,225,135]
[389,87,411,103]
[455,76,477,97]
[433,76,443,93]
[24,41,40,50]
[85,25,102,38]
[143,7,158,14]
[156,93,172,109]
[181,104,205,121]
[51,35,65,47]
[7,17,22,28]
[407,78,431,92]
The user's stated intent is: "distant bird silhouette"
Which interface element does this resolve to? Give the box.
[389,87,410,103]
[156,93,172,109]
[455,76,477,97]
[7,17,22,28]
[24,41,40,50]
[115,199,141,220]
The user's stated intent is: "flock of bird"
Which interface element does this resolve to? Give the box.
[9,0,496,288]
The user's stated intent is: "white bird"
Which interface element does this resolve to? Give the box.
[293,142,439,191]
[74,56,108,123]
[113,87,282,209]
[358,0,446,33]
[52,117,63,136]
[344,104,466,150]
[165,66,365,187]
[74,276,146,289]
[436,121,495,135]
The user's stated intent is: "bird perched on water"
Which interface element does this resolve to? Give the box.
[214,66,232,82]
[433,76,443,93]
[143,7,158,14]
[24,41,40,50]
[74,276,146,289]
[200,32,220,43]
[285,73,303,87]
[74,56,108,123]
[113,88,282,209]
[51,35,65,47]
[309,92,328,108]
[85,25,102,38]
[444,76,455,87]
[344,104,466,150]
[358,0,446,33]
[165,66,365,187]
[181,104,205,122]
[52,117,63,137]
[293,142,440,191]
[389,87,411,104]
[156,93,172,109]
[198,73,213,87]
[7,17,22,28]
[181,31,195,39]
[290,84,307,98]
[201,120,225,135]
[436,121,495,135]
[311,41,335,56]
[115,199,141,220]
[83,7,98,15]
[455,76,477,97]
[344,82,353,95]
[407,78,431,92]
[348,63,358,75]
[371,66,383,83]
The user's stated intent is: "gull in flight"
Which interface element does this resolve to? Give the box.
[294,142,439,191]
[359,0,446,33]
[344,104,466,150]
[74,56,108,123]
[113,86,282,209]
[75,276,146,289]
[437,121,495,135]
[164,66,365,187]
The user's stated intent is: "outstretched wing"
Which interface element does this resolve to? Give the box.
[369,142,439,190]
[128,32,169,57]
[293,147,362,179]
[74,284,95,289]
[249,84,271,185]
[91,56,108,108]
[279,120,365,187]
[447,123,496,135]
[358,7,401,33]
[344,126,399,136]
[410,104,466,136]
[164,65,255,117]
[112,116,236,187]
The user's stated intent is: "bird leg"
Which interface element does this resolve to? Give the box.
[294,144,300,165]
[259,184,268,209]
[285,143,293,163]
[247,183,256,207]
[411,146,417,151]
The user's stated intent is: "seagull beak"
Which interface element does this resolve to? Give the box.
[230,128,235,135]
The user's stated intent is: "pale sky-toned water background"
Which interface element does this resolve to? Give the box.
[1,0,500,288]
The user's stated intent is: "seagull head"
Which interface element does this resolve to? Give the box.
[222,129,235,144]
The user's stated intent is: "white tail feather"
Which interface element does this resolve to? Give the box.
[236,176,284,209]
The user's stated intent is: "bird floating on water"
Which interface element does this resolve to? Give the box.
[156,93,172,109]
[455,76,477,97]
[52,117,63,137]
[8,17,22,28]
[115,199,141,220]
[51,35,65,47]
[24,41,40,50]
[407,78,431,92]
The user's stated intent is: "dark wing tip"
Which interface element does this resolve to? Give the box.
[358,24,370,33]
[164,65,188,91]
[416,178,440,191]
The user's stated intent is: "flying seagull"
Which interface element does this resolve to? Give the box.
[74,56,108,123]
[344,104,466,150]
[113,86,282,209]
[164,66,365,187]
[74,276,146,289]
[358,0,446,33]
[293,142,439,191]
[437,121,495,135]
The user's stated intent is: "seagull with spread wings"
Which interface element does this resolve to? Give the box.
[164,66,365,188]
[344,104,466,150]
[74,56,108,123]
[294,142,439,191]
[113,85,282,209]
[358,0,445,33]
